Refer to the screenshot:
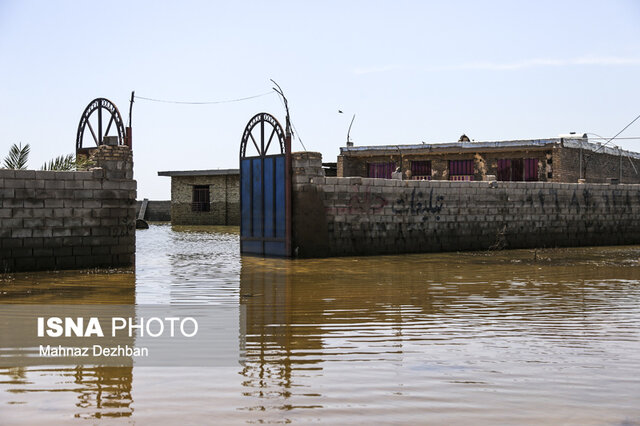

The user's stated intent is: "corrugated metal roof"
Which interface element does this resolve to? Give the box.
[339,137,640,160]
[158,169,239,177]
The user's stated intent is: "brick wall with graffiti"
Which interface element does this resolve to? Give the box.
[292,152,640,258]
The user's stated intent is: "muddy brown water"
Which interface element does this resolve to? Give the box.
[1,224,639,424]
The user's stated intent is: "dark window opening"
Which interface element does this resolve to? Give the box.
[192,185,210,212]
[367,162,395,179]
[410,160,432,180]
[497,158,538,181]
[449,159,474,181]
[547,171,553,179]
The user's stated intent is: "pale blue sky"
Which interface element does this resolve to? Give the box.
[1,1,640,199]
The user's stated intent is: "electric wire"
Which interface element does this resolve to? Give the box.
[275,92,307,151]
[134,91,275,105]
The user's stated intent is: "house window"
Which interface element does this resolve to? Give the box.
[449,159,474,181]
[497,158,538,181]
[192,185,210,212]
[411,160,432,180]
[524,158,538,181]
[367,162,395,179]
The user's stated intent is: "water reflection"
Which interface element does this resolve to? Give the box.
[1,225,639,424]
[0,270,136,421]
[237,248,640,423]
[239,257,324,412]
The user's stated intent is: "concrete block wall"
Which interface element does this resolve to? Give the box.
[0,145,136,272]
[293,152,640,257]
[136,200,171,221]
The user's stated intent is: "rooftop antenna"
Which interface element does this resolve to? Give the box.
[339,110,356,146]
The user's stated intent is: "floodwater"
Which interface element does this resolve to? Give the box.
[1,224,640,425]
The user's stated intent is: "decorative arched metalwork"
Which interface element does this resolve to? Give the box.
[240,113,286,158]
[76,98,126,154]
[239,112,291,257]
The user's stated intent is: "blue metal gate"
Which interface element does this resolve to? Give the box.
[240,113,291,257]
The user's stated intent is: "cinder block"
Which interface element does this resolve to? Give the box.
[1,238,22,248]
[52,209,72,218]
[64,180,84,189]
[4,179,26,189]
[11,229,32,238]
[0,188,15,198]
[63,217,83,227]
[71,228,91,237]
[83,180,102,190]
[0,169,16,179]
[2,198,23,208]
[45,199,64,208]
[23,218,45,228]
[53,171,77,180]
[14,170,36,179]
[23,179,45,189]
[32,227,53,238]
[36,258,56,270]
[55,256,77,269]
[74,171,94,181]
[15,257,37,270]
[33,248,54,257]
[51,228,72,237]
[73,189,94,199]
[63,199,83,208]
[44,180,65,190]
[23,199,44,208]
[35,171,56,180]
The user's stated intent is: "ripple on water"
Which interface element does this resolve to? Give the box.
[0,224,639,424]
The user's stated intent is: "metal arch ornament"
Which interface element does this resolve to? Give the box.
[240,112,286,158]
[76,98,126,153]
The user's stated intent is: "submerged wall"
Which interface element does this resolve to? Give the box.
[136,200,171,221]
[292,152,640,258]
[0,145,136,272]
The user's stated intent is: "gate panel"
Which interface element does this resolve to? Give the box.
[240,158,252,236]
[275,156,286,239]
[239,113,290,257]
[251,158,263,238]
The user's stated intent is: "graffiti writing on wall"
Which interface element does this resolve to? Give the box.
[391,188,444,219]
[348,188,388,214]
[329,185,388,215]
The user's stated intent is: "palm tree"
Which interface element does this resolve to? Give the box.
[40,154,75,171]
[2,143,30,169]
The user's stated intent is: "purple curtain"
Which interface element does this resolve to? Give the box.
[367,162,395,179]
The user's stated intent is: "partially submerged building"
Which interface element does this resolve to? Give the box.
[338,135,640,184]
[158,169,239,225]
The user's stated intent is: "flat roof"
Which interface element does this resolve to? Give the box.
[339,137,640,160]
[158,169,239,177]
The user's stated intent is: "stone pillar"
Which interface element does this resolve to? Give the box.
[292,152,324,185]
[90,145,134,180]
[291,152,329,257]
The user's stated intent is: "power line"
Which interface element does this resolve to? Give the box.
[134,91,275,105]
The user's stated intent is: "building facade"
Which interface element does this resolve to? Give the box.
[158,169,239,225]
[337,136,640,184]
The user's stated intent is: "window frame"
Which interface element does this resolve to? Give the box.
[191,185,211,212]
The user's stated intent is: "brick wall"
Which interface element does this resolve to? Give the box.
[0,145,136,272]
[293,152,640,258]
[338,144,640,184]
[170,174,239,225]
[553,146,640,184]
